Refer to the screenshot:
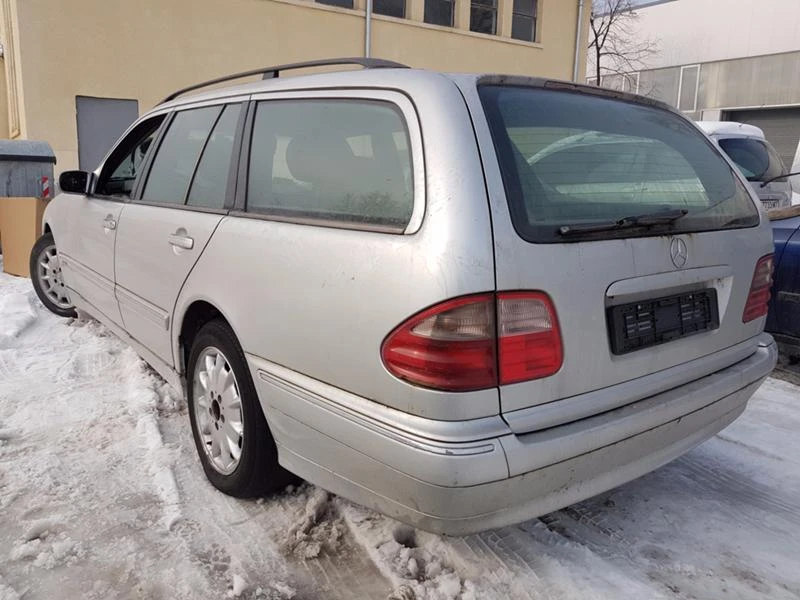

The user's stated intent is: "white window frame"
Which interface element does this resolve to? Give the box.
[677,65,701,113]
[627,72,641,95]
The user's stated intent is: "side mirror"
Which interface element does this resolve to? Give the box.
[58,170,92,195]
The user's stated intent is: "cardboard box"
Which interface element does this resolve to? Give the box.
[0,197,49,278]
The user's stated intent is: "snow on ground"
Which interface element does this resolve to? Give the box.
[1,259,799,599]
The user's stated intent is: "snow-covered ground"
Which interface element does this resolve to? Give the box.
[1,261,799,600]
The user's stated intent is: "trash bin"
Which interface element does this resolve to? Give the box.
[0,140,56,277]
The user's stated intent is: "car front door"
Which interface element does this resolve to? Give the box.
[59,115,166,327]
[113,101,245,365]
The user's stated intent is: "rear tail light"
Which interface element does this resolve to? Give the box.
[381,292,562,392]
[497,292,563,385]
[742,254,774,323]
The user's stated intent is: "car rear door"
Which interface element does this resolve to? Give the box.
[464,81,774,429]
[57,115,166,327]
[113,99,246,365]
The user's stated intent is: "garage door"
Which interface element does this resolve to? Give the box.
[726,107,800,169]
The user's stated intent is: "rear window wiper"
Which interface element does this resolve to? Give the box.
[759,170,800,187]
[557,209,689,237]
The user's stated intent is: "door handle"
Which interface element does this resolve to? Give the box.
[103,216,117,230]
[168,233,194,250]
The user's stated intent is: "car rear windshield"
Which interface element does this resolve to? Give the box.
[479,85,760,243]
[717,137,786,184]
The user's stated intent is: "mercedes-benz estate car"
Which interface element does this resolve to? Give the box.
[30,59,777,535]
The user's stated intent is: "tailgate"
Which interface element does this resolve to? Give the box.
[494,230,768,415]
[468,80,774,420]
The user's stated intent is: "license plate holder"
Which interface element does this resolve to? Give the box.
[608,289,720,355]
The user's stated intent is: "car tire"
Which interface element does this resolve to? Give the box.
[187,318,294,497]
[29,233,78,318]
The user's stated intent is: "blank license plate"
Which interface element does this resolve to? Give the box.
[607,289,720,355]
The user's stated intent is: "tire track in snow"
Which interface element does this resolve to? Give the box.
[160,412,392,599]
[672,454,800,527]
[0,306,216,599]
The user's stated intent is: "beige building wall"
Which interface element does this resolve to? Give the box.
[0,57,8,139]
[1,0,23,140]
[11,0,589,172]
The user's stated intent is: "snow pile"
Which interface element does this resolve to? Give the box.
[0,575,20,600]
[10,533,84,570]
[341,503,476,600]
[0,291,36,348]
[119,350,183,530]
[0,423,16,447]
[7,517,84,570]
[228,573,248,598]
[281,486,343,559]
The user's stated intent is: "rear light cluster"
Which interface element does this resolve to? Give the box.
[381,292,563,392]
[742,254,775,323]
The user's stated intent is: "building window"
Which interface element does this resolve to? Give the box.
[678,65,700,112]
[374,0,405,17]
[511,0,537,42]
[470,0,497,35]
[425,0,454,26]
[470,0,497,34]
[601,73,639,94]
[317,0,354,8]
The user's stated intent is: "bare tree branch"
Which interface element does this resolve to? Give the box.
[588,0,658,90]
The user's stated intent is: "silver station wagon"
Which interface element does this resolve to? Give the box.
[32,58,778,535]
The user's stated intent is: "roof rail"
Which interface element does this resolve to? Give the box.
[160,57,409,104]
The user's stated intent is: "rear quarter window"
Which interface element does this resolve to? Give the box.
[246,99,414,231]
[479,85,760,243]
[717,137,786,183]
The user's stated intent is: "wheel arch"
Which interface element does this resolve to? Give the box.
[174,297,241,376]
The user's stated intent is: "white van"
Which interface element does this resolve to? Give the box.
[698,121,796,209]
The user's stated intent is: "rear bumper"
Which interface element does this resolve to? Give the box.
[248,333,777,536]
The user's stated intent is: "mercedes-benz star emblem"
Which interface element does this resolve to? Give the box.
[670,237,688,268]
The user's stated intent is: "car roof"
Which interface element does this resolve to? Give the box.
[149,65,681,118]
[697,121,765,139]
[154,68,465,113]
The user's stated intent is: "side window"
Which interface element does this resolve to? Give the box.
[95,115,165,197]
[141,106,221,204]
[247,99,414,230]
[187,104,242,209]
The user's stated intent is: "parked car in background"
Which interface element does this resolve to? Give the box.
[29,59,777,535]
[698,121,795,209]
[767,205,800,359]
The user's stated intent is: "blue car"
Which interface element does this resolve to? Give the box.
[767,206,800,358]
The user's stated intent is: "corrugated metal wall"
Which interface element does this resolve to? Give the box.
[607,51,800,168]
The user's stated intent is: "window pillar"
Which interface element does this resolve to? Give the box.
[454,0,471,30]
[498,0,512,37]
[409,0,424,21]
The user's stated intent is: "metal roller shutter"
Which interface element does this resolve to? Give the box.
[726,107,800,169]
